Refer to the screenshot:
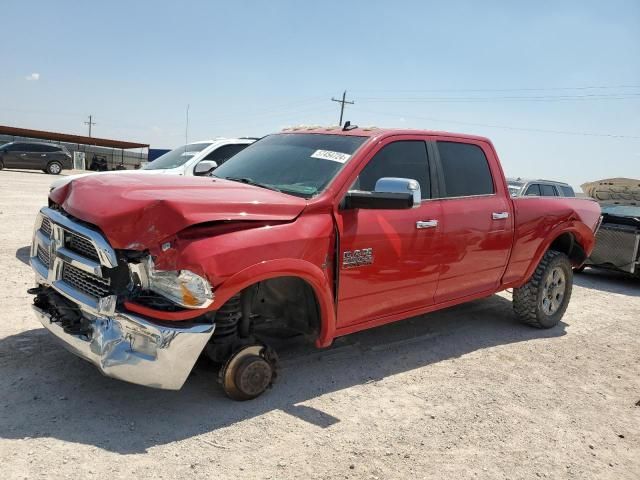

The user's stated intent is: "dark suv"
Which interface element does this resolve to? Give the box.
[0,141,73,174]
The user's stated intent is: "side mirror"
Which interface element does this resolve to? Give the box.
[194,160,218,176]
[343,177,421,210]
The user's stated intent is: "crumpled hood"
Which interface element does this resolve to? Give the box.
[50,173,307,249]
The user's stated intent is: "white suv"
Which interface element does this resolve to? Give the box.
[49,137,256,190]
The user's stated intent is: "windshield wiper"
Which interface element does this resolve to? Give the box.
[221,176,282,193]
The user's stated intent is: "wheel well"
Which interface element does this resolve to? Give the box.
[549,232,586,266]
[247,276,320,338]
[206,276,321,363]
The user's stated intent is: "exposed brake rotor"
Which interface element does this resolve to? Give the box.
[219,344,278,401]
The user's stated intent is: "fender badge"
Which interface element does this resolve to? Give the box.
[342,248,373,268]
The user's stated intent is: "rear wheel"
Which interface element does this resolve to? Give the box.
[46,161,62,175]
[513,250,573,328]
[0,159,4,170]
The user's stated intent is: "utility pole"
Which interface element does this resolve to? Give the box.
[185,104,190,146]
[331,90,354,126]
[84,115,96,137]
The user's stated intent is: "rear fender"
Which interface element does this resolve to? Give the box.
[213,259,337,348]
[516,220,595,287]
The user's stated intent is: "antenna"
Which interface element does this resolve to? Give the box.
[185,104,190,146]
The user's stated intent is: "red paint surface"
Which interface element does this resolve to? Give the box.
[50,128,601,347]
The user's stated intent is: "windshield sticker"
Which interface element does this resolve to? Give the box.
[310,149,351,163]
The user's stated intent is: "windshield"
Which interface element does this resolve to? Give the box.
[212,133,367,198]
[143,143,212,170]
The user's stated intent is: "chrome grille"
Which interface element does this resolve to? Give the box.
[30,207,119,314]
[40,217,52,237]
[37,244,50,268]
[62,263,111,298]
[65,231,100,262]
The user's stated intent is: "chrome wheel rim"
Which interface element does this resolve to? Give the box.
[49,163,61,174]
[541,267,566,315]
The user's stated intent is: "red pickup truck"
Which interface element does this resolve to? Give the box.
[30,126,601,400]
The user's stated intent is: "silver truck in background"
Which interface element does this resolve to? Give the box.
[507,177,576,198]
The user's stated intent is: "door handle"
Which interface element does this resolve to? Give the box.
[20,153,27,156]
[492,212,509,220]
[416,220,438,229]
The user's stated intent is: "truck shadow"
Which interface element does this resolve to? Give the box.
[15,246,31,266]
[574,269,639,297]
[0,294,566,454]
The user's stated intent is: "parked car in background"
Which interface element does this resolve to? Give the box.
[507,178,575,197]
[49,137,256,191]
[0,141,72,174]
[30,126,601,400]
[578,178,640,277]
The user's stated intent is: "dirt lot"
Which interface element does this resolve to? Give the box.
[0,168,638,480]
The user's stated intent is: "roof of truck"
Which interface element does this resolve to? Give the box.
[507,177,571,186]
[280,125,492,143]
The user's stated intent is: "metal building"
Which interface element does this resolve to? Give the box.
[0,125,149,170]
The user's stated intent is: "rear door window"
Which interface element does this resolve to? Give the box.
[436,141,494,197]
[540,184,558,196]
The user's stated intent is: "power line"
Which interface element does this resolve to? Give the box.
[353,84,640,93]
[331,90,354,126]
[358,93,640,103]
[197,100,330,130]
[353,107,640,140]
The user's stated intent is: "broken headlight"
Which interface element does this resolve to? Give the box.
[134,257,214,309]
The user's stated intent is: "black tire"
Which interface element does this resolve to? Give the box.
[0,158,4,170]
[513,250,573,328]
[46,161,63,175]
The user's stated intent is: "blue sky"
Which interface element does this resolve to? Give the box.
[1,0,638,188]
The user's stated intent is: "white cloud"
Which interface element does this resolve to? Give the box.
[25,73,40,81]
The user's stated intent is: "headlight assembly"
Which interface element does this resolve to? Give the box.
[134,257,214,309]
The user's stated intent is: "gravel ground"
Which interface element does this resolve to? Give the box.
[0,168,639,480]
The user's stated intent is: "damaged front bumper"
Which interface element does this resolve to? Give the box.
[29,206,216,390]
[32,299,214,390]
